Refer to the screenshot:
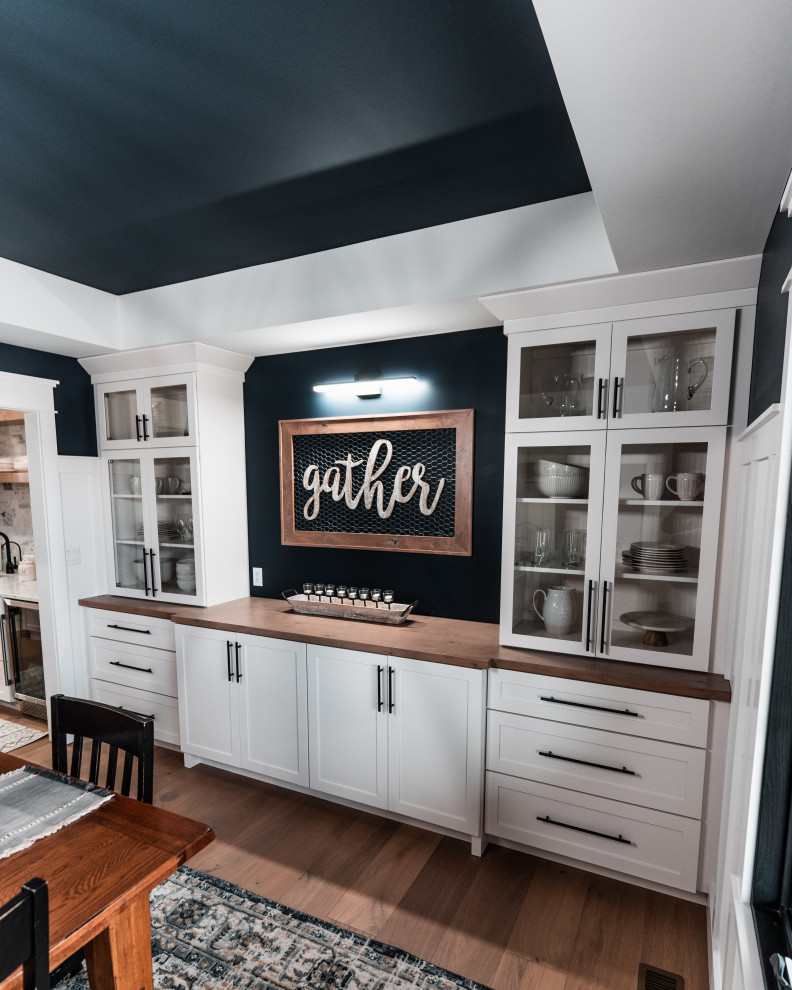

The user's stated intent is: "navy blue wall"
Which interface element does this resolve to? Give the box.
[749,207,792,424]
[244,327,507,623]
[0,342,96,456]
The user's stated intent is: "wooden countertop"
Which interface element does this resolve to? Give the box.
[78,594,731,702]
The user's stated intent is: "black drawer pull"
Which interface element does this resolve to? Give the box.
[109,660,153,673]
[540,696,639,717]
[538,750,636,775]
[107,624,151,635]
[537,815,631,845]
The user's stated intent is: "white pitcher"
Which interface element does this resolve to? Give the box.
[533,585,577,636]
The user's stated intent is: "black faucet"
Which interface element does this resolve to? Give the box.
[0,532,19,574]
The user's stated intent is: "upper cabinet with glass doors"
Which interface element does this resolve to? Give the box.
[505,310,735,432]
[97,375,197,449]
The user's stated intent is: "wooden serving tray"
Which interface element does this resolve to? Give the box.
[282,591,417,625]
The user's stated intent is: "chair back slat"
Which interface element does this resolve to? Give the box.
[0,877,49,990]
[69,737,83,781]
[50,695,154,804]
[105,745,118,792]
[88,739,102,786]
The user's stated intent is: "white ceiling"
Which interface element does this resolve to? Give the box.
[1,1,790,359]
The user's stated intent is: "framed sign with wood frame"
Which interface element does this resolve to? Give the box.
[279,409,474,555]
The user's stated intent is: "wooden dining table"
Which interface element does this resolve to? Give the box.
[0,752,214,990]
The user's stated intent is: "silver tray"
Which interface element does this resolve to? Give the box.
[282,591,417,625]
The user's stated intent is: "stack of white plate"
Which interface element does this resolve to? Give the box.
[622,541,689,573]
[0,457,14,471]
[136,523,180,543]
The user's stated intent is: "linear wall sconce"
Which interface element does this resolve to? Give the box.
[312,376,418,398]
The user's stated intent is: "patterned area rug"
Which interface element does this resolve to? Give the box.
[0,716,46,753]
[59,865,491,990]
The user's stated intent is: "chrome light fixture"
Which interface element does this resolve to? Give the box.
[312,376,418,398]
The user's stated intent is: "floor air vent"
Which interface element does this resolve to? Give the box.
[638,963,684,990]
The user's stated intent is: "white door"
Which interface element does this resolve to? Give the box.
[387,655,485,834]
[609,310,735,429]
[307,644,388,809]
[142,375,198,447]
[598,426,726,669]
[96,380,145,450]
[175,625,240,765]
[500,431,606,655]
[238,634,309,786]
[505,323,613,432]
[149,451,204,604]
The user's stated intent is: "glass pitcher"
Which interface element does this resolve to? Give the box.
[652,355,708,413]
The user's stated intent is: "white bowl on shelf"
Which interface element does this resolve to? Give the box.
[536,459,589,478]
[176,576,196,592]
[536,475,588,498]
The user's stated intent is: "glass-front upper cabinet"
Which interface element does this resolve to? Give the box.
[505,324,612,432]
[104,451,204,604]
[506,310,734,432]
[500,427,726,671]
[97,375,197,450]
[500,432,606,655]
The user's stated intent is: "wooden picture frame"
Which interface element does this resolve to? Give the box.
[279,409,474,555]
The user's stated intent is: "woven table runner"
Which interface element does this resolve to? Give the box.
[0,766,112,861]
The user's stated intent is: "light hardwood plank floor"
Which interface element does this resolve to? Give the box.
[8,718,710,990]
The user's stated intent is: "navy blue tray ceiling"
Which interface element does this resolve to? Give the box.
[0,0,590,295]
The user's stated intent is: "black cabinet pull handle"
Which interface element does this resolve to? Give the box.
[109,660,153,673]
[235,642,242,682]
[0,613,11,685]
[226,641,234,682]
[537,815,631,845]
[142,549,151,596]
[611,376,624,418]
[135,415,143,442]
[539,695,639,717]
[585,580,595,652]
[597,378,606,419]
[107,624,151,635]
[149,549,158,597]
[538,750,636,775]
[388,666,395,713]
[377,665,384,712]
[142,414,150,441]
[599,580,609,653]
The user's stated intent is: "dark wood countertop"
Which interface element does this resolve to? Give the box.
[79,594,731,702]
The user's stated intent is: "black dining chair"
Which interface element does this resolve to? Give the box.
[49,694,155,804]
[0,877,49,990]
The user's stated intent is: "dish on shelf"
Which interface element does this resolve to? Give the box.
[620,610,694,647]
[536,459,589,478]
[536,475,588,498]
[621,542,689,572]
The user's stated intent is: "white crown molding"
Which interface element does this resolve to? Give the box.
[479,255,762,331]
[78,341,254,382]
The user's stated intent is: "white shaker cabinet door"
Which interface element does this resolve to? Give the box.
[238,634,309,787]
[387,655,485,834]
[176,625,240,766]
[307,644,388,810]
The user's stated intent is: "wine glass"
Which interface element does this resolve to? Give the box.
[532,529,552,566]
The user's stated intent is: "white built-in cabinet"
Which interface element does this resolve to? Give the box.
[501,310,733,671]
[307,643,485,834]
[80,344,253,607]
[175,624,309,787]
[175,627,485,839]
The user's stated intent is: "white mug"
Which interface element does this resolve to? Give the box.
[631,473,665,500]
[666,472,705,501]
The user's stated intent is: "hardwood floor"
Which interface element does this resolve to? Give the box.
[9,718,710,990]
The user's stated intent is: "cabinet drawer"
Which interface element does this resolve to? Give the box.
[486,711,705,818]
[86,608,176,652]
[485,771,701,892]
[90,639,177,697]
[92,680,180,746]
[488,669,709,747]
